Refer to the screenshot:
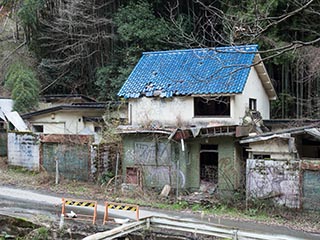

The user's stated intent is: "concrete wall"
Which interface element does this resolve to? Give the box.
[128,67,271,127]
[122,134,239,193]
[246,159,300,208]
[7,132,40,170]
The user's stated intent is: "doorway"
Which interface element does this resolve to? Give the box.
[200,144,218,184]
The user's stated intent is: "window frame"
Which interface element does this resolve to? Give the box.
[249,98,257,111]
[194,96,231,117]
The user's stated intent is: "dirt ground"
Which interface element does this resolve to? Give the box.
[0,158,319,235]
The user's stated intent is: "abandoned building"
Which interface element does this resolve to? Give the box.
[0,95,124,182]
[117,45,277,195]
[240,124,320,210]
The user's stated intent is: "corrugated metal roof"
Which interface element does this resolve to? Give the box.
[118,45,259,98]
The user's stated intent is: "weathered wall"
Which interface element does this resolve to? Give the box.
[186,136,237,192]
[0,130,7,156]
[122,134,238,193]
[246,159,300,208]
[122,134,179,188]
[91,143,120,181]
[246,137,296,160]
[234,67,271,119]
[301,160,320,211]
[27,110,102,134]
[128,68,271,127]
[40,134,93,181]
[7,132,40,170]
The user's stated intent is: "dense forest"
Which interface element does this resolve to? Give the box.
[0,0,319,119]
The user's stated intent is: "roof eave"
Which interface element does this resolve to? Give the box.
[254,54,277,100]
[22,105,105,119]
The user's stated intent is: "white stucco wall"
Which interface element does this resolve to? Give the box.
[27,111,97,134]
[234,67,270,120]
[129,67,271,127]
[247,138,295,160]
[130,96,239,127]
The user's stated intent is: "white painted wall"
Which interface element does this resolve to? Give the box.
[247,138,295,160]
[235,67,270,120]
[27,111,98,134]
[7,132,40,170]
[129,67,271,127]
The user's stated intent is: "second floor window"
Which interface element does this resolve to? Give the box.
[249,98,257,111]
[194,96,230,117]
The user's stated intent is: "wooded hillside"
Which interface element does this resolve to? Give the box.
[0,0,319,119]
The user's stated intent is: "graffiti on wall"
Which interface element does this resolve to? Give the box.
[134,142,171,165]
[125,141,186,188]
[144,165,186,188]
[7,132,39,170]
[246,159,300,208]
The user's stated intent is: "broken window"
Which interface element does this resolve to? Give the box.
[200,144,218,183]
[194,97,230,117]
[33,125,43,133]
[249,98,257,111]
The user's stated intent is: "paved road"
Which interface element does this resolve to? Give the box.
[0,186,319,239]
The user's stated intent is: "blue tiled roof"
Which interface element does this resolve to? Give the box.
[118,45,258,98]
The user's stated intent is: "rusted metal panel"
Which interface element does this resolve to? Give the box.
[41,134,93,144]
[41,135,92,181]
[41,142,91,181]
[302,170,320,211]
[301,160,320,170]
[236,126,250,137]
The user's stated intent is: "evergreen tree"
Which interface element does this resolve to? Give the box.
[4,62,40,113]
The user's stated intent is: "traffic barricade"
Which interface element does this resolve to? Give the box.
[103,201,139,224]
[61,198,97,224]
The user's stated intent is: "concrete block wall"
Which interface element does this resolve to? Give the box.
[7,132,40,170]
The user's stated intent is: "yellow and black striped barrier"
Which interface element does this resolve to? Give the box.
[62,198,97,224]
[103,201,139,224]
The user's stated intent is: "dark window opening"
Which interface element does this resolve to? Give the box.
[253,154,271,160]
[33,125,43,133]
[296,136,320,159]
[249,98,257,111]
[200,144,218,184]
[94,126,102,133]
[194,97,230,117]
[0,122,4,129]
